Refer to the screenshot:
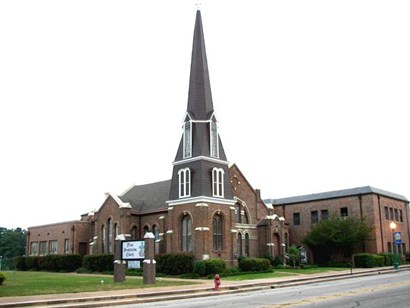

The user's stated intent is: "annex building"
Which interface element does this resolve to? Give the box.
[26,10,410,265]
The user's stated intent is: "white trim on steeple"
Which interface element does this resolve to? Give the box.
[173,155,229,166]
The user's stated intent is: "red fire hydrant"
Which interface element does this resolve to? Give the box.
[214,274,221,291]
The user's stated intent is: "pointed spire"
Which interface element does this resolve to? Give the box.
[187,10,214,120]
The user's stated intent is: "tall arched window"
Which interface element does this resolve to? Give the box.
[237,233,242,257]
[131,226,138,240]
[210,119,219,158]
[213,215,223,250]
[108,218,113,253]
[153,224,160,254]
[114,223,120,253]
[183,120,192,158]
[153,225,159,240]
[212,168,224,197]
[182,216,192,251]
[178,168,191,198]
[235,203,249,224]
[101,225,106,253]
[245,233,250,257]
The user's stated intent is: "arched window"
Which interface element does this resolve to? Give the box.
[101,225,106,253]
[108,218,113,253]
[213,215,223,250]
[153,225,159,240]
[153,224,160,254]
[182,216,192,251]
[183,120,192,158]
[178,168,191,198]
[245,233,250,257]
[143,225,149,235]
[212,168,224,197]
[114,223,120,253]
[131,226,138,240]
[210,119,219,158]
[237,232,242,257]
[235,203,249,224]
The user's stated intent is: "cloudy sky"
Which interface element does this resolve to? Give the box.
[1,1,409,230]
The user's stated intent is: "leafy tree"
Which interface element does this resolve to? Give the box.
[302,216,372,264]
[0,227,27,270]
[287,244,300,267]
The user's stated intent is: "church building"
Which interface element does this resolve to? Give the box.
[26,10,409,265]
[26,10,286,266]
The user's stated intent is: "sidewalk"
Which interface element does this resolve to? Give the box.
[0,266,409,308]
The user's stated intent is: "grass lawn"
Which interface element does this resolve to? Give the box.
[0,271,198,297]
[0,267,348,297]
[224,267,348,281]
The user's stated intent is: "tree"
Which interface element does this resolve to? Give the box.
[302,216,372,264]
[0,227,27,270]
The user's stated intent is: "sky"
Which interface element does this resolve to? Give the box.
[1,1,409,230]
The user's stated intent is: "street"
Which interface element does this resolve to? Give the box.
[116,271,410,308]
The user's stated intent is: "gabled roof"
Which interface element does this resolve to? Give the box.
[187,10,214,120]
[119,180,171,213]
[265,186,408,205]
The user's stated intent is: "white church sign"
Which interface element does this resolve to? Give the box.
[121,240,145,260]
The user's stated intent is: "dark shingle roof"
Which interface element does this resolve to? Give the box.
[265,186,408,205]
[187,10,214,120]
[119,180,171,213]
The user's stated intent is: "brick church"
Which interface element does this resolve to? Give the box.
[26,10,409,265]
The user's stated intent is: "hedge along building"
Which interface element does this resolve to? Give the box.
[26,10,286,265]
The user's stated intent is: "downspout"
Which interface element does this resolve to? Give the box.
[71,225,75,254]
[359,194,365,252]
[377,195,384,252]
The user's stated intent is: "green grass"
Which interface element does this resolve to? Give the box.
[0,271,197,297]
[223,267,347,281]
[0,267,349,297]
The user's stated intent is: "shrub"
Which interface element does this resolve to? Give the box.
[155,253,195,275]
[372,255,384,267]
[13,256,27,271]
[56,254,82,272]
[82,254,114,272]
[25,256,39,271]
[193,260,207,276]
[271,255,283,267]
[0,273,6,285]
[353,253,374,268]
[239,258,272,272]
[378,253,394,266]
[193,258,226,276]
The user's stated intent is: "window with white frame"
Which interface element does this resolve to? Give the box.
[213,214,223,250]
[183,121,192,158]
[101,225,106,253]
[182,216,192,251]
[39,241,47,256]
[108,218,113,253]
[64,239,70,254]
[178,168,191,198]
[212,167,224,197]
[31,242,38,256]
[49,240,58,255]
[210,120,219,158]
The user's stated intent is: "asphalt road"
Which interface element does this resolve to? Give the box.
[119,270,410,308]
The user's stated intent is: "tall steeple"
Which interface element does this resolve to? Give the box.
[168,10,234,205]
[187,10,214,120]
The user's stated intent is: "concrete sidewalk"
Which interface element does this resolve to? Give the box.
[1,266,409,308]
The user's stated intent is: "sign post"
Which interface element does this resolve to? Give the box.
[143,232,156,284]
